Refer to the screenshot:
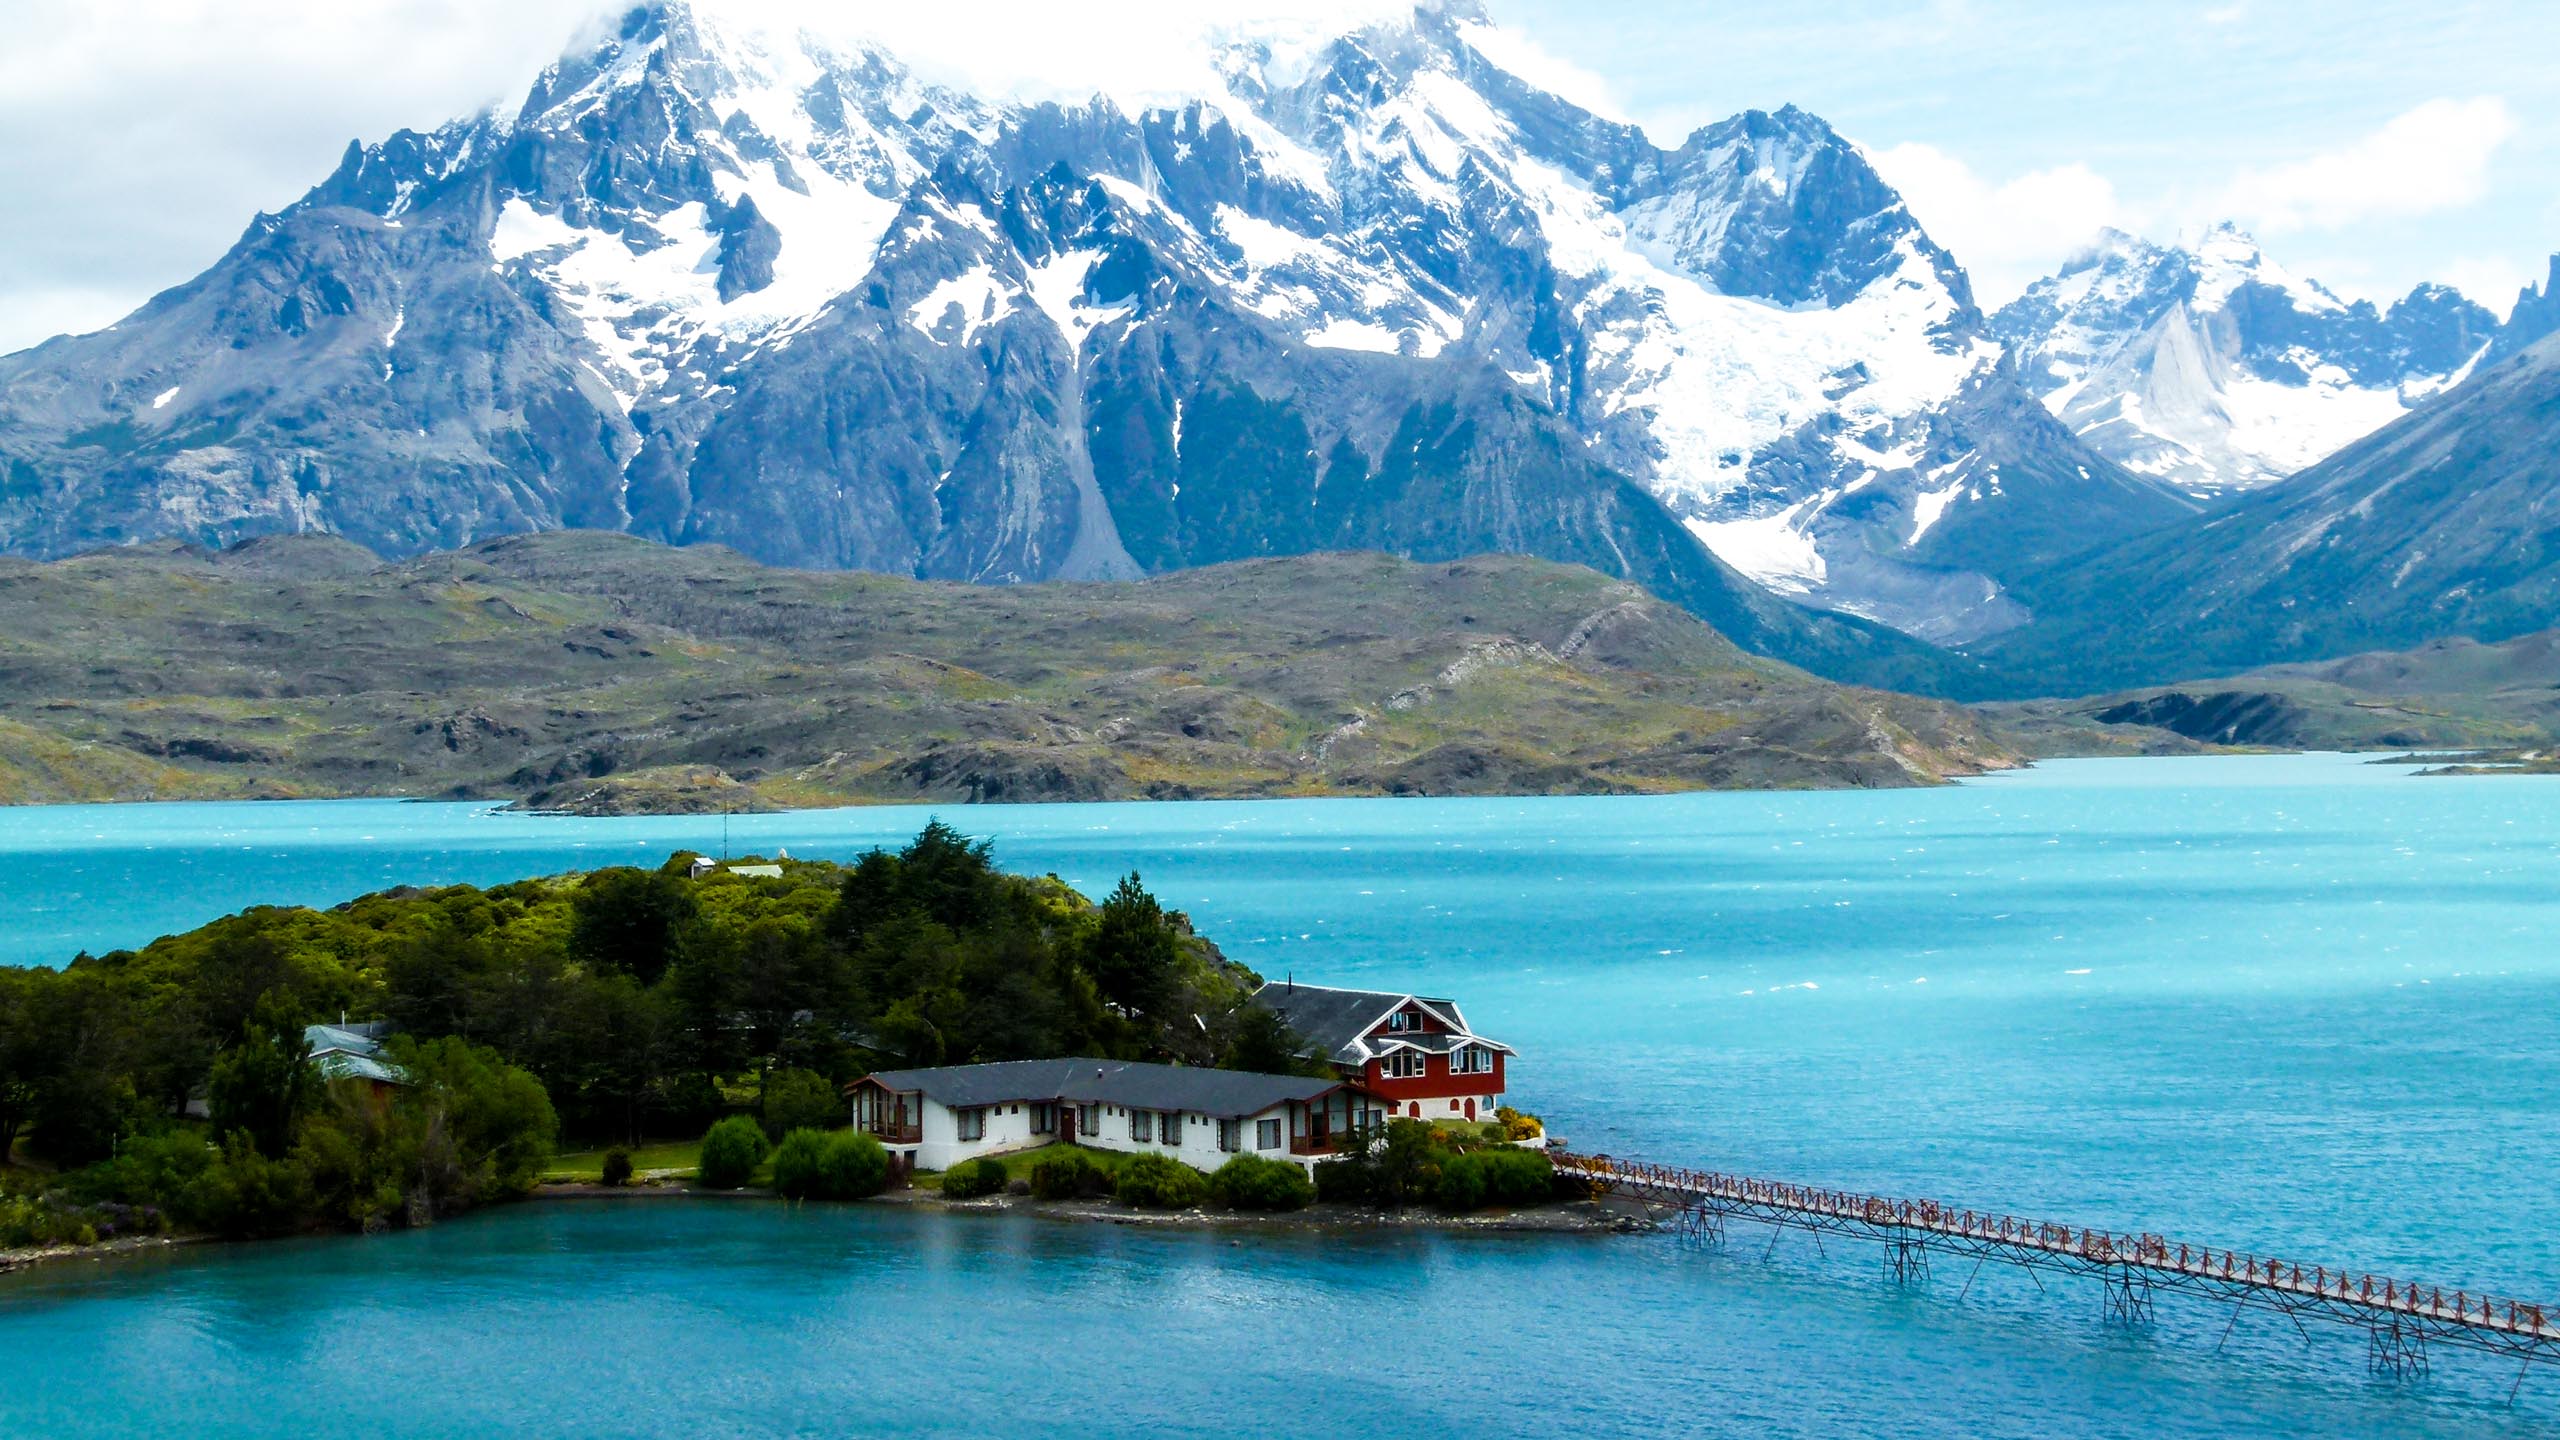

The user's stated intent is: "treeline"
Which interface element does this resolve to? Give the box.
[0,823,1296,1241]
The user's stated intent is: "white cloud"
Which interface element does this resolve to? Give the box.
[2439,256,2533,320]
[1870,143,2131,306]
[2215,96,2519,235]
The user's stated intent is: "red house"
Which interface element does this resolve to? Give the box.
[1253,982,1515,1123]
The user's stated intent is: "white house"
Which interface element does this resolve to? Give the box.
[845,1058,1388,1176]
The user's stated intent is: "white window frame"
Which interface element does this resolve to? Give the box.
[1452,1045,1495,1076]
[1381,1050,1428,1080]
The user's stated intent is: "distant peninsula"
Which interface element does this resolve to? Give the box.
[0,533,2021,810]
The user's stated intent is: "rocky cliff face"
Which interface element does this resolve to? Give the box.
[1979,329,2560,693]
[0,0,2186,668]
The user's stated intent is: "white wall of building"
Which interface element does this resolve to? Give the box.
[881,1094,1338,1176]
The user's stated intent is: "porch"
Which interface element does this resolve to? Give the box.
[850,1082,924,1144]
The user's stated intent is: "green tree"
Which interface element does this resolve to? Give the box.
[1223,1003,1320,1077]
[1365,1119,1446,1208]
[292,1084,416,1229]
[759,1067,841,1139]
[205,992,311,1159]
[568,868,700,986]
[895,820,1001,931]
[396,1036,559,1201]
[0,969,42,1161]
[1086,873,1180,1016]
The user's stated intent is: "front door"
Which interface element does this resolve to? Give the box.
[1465,1099,1476,1121]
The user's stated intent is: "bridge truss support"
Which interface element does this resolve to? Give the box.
[2101,1267,2157,1325]
[1885,1237,1931,1287]
[1677,1202,1724,1248]
[2370,1318,2430,1380]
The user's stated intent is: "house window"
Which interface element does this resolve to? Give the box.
[956,1107,986,1142]
[1257,1119,1281,1151]
[1078,1104,1099,1136]
[1031,1103,1056,1136]
[1381,1051,1428,1080]
[1218,1119,1242,1153]
[1388,1009,1414,1031]
[1452,1046,1494,1076]
[1130,1109,1154,1143]
[1160,1111,1183,1146]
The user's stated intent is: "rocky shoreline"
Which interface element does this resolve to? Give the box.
[0,1231,206,1277]
[534,1178,1651,1235]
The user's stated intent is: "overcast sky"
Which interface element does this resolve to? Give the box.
[4,0,2555,353]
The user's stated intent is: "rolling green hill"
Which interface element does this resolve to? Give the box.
[0,532,2022,810]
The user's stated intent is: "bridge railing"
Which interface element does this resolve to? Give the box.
[1554,1151,2556,1341]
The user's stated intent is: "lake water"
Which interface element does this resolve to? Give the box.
[5,753,2559,1435]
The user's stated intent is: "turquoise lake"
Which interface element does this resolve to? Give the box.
[4,752,2558,1435]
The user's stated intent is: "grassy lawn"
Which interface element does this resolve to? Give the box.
[543,1139,705,1183]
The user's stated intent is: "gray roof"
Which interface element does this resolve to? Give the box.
[304,1023,384,1057]
[1252,983,1505,1066]
[304,1024,408,1085]
[852,1058,1349,1119]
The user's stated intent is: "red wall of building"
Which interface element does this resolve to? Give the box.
[1359,1050,1504,1102]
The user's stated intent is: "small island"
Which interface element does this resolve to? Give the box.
[1,823,1599,1270]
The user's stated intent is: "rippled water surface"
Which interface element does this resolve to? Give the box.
[4,753,2557,1436]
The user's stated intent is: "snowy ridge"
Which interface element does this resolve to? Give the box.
[0,0,2191,650]
[1995,225,2501,494]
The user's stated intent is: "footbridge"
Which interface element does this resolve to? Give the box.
[1555,1151,2559,1391]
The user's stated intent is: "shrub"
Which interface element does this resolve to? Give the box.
[942,1157,1008,1200]
[1477,1147,1555,1206]
[1208,1153,1315,1212]
[768,1129,830,1199]
[1367,1120,1445,1207]
[1435,1152,1488,1212]
[181,1133,309,1238]
[816,1133,889,1200]
[760,1069,841,1140]
[600,1148,635,1188]
[1113,1153,1208,1210]
[1029,1151,1108,1201]
[697,1116,770,1190]
[1495,1106,1544,1142]
[64,1131,213,1210]
[1312,1156,1372,1204]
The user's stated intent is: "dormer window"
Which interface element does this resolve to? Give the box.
[1389,1009,1416,1032]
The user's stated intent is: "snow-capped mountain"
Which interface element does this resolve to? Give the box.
[1992,225,2502,494]
[1981,325,2560,694]
[0,0,2185,661]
